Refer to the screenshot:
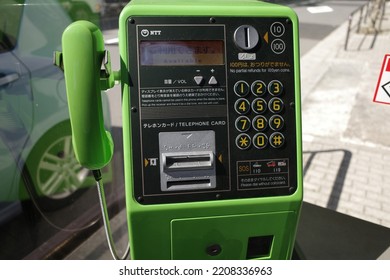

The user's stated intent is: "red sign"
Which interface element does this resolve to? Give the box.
[386,57,390,72]
[373,54,390,104]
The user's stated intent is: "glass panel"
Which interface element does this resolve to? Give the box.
[0,0,125,259]
[0,0,24,53]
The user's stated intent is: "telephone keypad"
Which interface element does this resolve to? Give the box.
[253,133,268,149]
[252,115,268,132]
[236,133,251,150]
[251,98,267,114]
[269,97,284,113]
[235,116,251,132]
[268,80,284,96]
[251,80,267,96]
[233,79,286,150]
[269,132,285,148]
[234,80,250,97]
[269,115,284,131]
[234,98,251,115]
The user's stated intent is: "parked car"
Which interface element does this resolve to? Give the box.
[0,0,111,212]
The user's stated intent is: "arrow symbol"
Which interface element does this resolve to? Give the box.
[263,32,269,44]
[182,132,193,139]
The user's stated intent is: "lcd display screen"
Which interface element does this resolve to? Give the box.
[139,40,224,66]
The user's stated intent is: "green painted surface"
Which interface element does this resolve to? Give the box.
[118,0,302,259]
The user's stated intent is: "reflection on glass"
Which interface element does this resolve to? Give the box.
[0,0,120,260]
[140,40,225,66]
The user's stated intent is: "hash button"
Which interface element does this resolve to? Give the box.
[269,132,285,148]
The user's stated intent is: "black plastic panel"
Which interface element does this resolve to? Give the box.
[126,16,298,204]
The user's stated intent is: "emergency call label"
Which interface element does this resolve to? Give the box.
[237,159,289,190]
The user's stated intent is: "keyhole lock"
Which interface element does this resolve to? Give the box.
[233,25,259,51]
[206,244,222,256]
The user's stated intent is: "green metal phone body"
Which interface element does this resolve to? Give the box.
[60,0,303,260]
[119,0,303,260]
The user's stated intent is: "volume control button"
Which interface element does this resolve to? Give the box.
[194,76,204,85]
[208,76,218,85]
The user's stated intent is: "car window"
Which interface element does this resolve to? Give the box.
[16,0,71,58]
[0,0,24,53]
[0,0,123,260]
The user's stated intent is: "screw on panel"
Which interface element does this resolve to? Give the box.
[129,18,135,24]
[131,107,137,113]
[209,17,216,24]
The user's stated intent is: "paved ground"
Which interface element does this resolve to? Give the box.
[300,2,390,227]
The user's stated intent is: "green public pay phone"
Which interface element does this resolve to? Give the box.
[57,0,303,260]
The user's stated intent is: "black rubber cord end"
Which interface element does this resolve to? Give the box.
[93,169,102,181]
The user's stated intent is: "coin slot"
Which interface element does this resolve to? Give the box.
[234,25,259,51]
[244,27,250,49]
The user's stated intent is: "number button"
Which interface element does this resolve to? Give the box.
[235,98,251,115]
[251,98,267,114]
[251,80,267,96]
[253,133,268,149]
[269,115,284,131]
[252,115,268,132]
[236,133,251,150]
[268,80,283,96]
[234,80,250,97]
[235,116,251,132]
[269,97,284,113]
[270,132,285,148]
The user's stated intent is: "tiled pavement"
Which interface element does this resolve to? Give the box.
[300,3,390,228]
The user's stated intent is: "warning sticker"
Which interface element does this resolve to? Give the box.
[140,87,226,107]
[237,159,289,190]
[373,54,390,104]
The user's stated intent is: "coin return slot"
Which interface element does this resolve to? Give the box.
[246,235,274,259]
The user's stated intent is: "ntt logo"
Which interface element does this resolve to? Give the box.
[141,29,149,37]
[140,29,162,37]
